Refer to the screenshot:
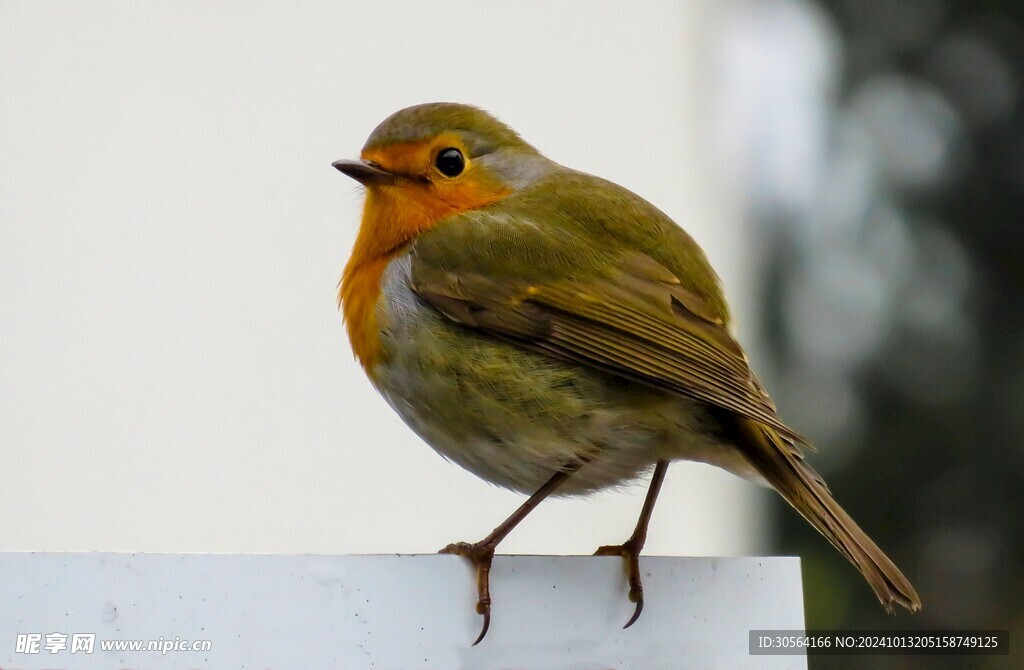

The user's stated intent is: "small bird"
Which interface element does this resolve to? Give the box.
[333,102,921,644]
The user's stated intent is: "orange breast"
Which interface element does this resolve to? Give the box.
[340,162,511,376]
[339,252,394,377]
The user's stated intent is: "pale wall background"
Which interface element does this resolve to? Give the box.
[0,1,761,557]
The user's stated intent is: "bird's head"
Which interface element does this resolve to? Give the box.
[334,103,551,260]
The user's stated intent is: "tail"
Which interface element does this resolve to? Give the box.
[733,418,921,613]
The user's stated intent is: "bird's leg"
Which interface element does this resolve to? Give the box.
[594,459,669,629]
[440,460,584,645]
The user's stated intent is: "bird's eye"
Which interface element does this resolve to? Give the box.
[435,148,465,177]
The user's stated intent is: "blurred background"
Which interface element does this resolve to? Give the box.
[1,1,1021,667]
[721,0,1023,668]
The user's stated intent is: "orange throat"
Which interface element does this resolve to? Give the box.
[339,166,511,376]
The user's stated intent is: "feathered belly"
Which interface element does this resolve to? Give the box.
[365,254,743,495]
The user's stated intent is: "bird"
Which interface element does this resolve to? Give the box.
[332,102,921,645]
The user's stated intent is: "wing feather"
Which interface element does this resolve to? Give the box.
[412,258,806,444]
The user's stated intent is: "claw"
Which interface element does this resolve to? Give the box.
[595,539,647,629]
[472,610,491,646]
[623,593,644,629]
[440,541,496,644]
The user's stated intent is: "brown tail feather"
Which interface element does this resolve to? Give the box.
[734,418,921,613]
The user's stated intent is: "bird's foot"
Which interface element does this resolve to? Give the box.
[594,537,646,628]
[439,540,496,645]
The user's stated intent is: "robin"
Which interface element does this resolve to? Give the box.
[332,102,920,644]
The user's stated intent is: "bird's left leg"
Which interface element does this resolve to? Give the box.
[440,459,584,645]
[594,458,669,628]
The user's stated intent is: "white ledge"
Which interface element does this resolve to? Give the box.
[0,553,805,669]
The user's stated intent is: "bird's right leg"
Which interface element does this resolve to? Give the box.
[440,460,584,645]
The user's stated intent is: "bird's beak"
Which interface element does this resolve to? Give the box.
[332,159,400,186]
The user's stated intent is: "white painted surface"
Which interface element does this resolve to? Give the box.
[0,1,761,560]
[0,553,805,669]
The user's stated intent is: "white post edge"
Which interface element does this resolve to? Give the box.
[0,553,806,669]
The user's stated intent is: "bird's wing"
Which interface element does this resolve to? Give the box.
[408,204,805,444]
